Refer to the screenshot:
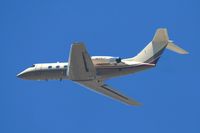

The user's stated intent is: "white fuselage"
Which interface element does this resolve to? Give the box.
[17,56,155,81]
[16,29,188,106]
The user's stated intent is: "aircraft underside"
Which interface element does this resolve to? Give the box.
[95,64,154,80]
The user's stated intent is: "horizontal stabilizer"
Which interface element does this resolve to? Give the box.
[167,41,189,54]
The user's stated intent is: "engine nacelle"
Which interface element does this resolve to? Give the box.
[91,56,121,65]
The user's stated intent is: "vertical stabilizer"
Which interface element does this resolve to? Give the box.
[128,28,169,64]
[123,28,188,65]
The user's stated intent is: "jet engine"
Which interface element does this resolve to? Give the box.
[91,56,121,65]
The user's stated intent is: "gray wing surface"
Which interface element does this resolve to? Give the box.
[67,43,96,80]
[77,80,140,106]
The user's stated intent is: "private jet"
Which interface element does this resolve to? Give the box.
[17,28,188,106]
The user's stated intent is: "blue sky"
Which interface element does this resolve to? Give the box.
[0,0,199,133]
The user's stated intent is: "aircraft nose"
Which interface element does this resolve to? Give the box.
[17,68,35,80]
[17,71,25,78]
[17,69,30,79]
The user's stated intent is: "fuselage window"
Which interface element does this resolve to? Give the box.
[64,65,67,68]
[56,66,60,69]
[48,66,52,69]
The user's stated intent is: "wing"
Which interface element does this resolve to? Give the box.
[67,43,96,80]
[77,80,140,106]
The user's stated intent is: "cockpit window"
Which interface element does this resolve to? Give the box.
[64,65,67,68]
[31,65,35,67]
[48,66,52,69]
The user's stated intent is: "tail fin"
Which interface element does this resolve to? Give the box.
[126,28,188,64]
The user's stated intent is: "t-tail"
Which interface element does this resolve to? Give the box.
[124,28,188,64]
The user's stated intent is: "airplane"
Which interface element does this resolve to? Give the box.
[17,28,188,106]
